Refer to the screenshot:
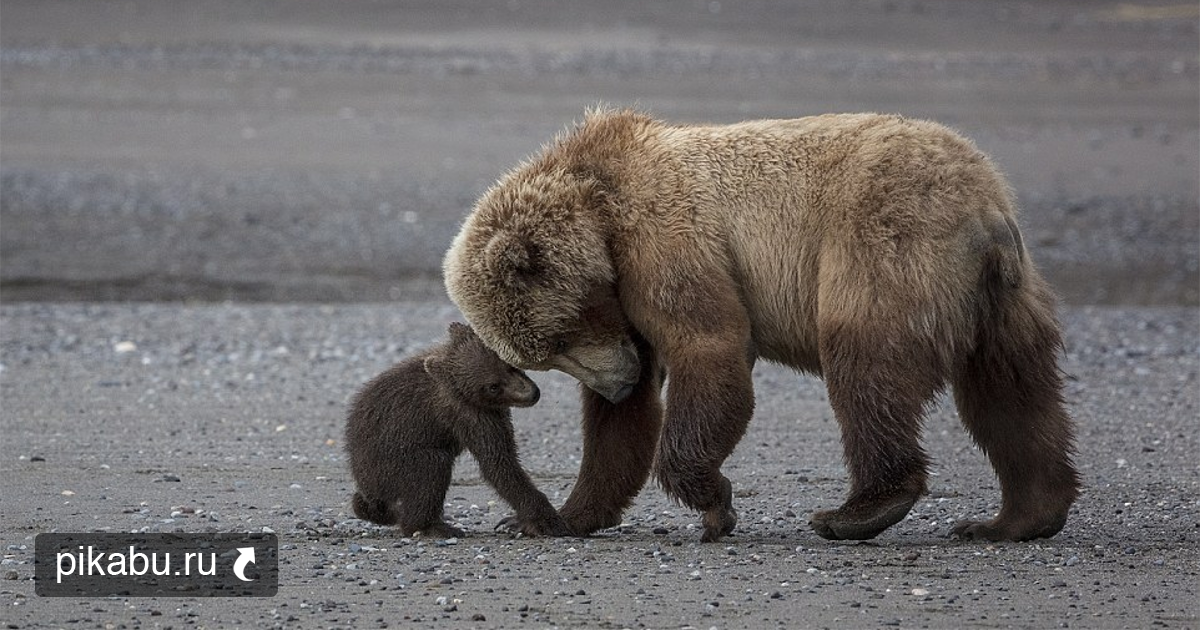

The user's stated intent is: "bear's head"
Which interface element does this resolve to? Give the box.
[424,322,541,409]
[443,166,641,404]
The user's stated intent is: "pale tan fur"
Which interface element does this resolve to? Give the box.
[448,111,1020,373]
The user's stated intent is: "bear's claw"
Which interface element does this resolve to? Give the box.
[496,513,575,537]
[951,513,1068,542]
[699,475,737,543]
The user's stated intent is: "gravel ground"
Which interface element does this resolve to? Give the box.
[1,302,1197,629]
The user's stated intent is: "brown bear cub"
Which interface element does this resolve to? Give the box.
[344,322,571,538]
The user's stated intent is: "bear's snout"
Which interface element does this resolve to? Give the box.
[508,379,540,408]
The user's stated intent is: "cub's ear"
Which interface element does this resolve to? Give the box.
[424,355,450,381]
[446,322,473,345]
[483,230,540,287]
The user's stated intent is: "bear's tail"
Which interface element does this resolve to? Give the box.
[949,219,1080,541]
[351,492,399,525]
[986,212,1025,290]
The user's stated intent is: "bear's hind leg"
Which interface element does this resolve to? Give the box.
[810,322,943,541]
[950,279,1079,542]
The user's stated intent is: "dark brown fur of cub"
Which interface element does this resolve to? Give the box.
[344,322,570,538]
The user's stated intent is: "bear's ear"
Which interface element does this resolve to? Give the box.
[446,322,473,345]
[483,231,541,287]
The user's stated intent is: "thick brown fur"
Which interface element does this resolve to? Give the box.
[344,322,570,538]
[443,108,1080,543]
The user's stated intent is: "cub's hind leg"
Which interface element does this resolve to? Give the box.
[396,449,465,538]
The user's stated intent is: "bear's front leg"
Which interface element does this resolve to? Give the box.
[558,351,663,535]
[653,340,755,543]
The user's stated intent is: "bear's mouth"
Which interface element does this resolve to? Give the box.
[549,339,641,404]
[577,371,640,404]
[607,382,635,404]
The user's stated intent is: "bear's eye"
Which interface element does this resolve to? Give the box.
[486,384,501,395]
[553,338,568,354]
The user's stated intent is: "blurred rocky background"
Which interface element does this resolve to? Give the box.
[2,0,1197,304]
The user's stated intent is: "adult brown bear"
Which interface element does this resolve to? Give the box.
[443,108,1079,543]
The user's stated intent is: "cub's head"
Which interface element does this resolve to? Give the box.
[443,167,641,403]
[424,323,540,409]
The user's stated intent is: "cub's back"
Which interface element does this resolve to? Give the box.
[344,355,458,471]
